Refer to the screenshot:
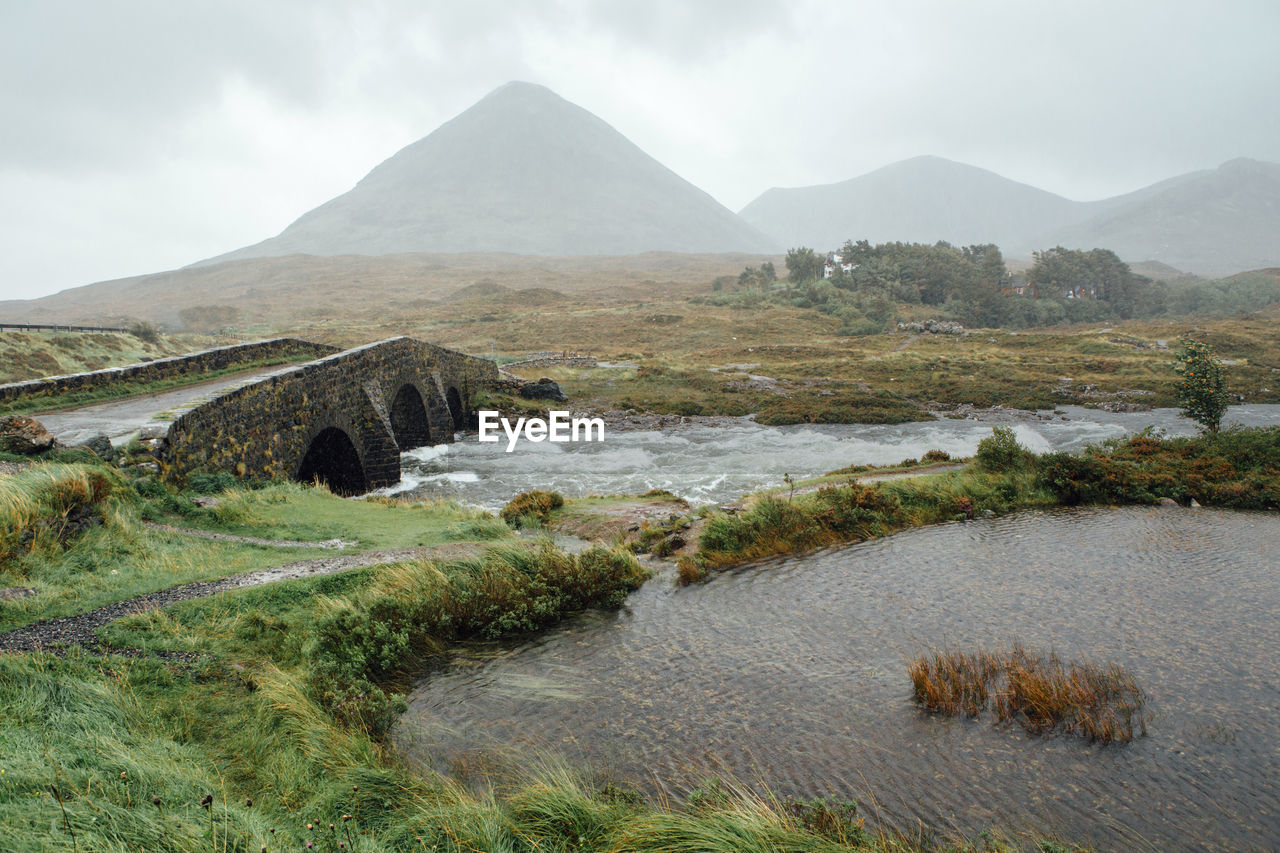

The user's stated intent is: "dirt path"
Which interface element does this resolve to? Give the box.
[756,461,970,502]
[855,461,967,483]
[867,334,922,359]
[0,542,482,655]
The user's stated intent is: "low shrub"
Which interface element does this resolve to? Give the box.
[782,796,868,846]
[1035,426,1280,509]
[185,471,240,494]
[811,483,902,536]
[975,426,1031,472]
[500,489,565,528]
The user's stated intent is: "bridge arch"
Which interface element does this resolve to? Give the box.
[446,386,465,431]
[390,383,433,449]
[295,426,367,496]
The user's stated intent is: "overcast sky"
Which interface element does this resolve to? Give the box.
[2,0,1278,302]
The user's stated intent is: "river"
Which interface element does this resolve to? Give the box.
[381,404,1280,510]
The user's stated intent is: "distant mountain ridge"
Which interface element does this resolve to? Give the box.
[739,156,1280,276]
[200,82,776,264]
[1043,158,1280,276]
[739,156,1082,254]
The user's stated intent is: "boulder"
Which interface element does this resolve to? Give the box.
[518,378,569,402]
[79,434,115,461]
[0,415,56,455]
[1156,497,1179,507]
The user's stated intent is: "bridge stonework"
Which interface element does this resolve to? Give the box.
[162,337,498,494]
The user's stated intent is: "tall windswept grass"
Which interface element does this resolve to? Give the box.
[306,541,651,737]
[909,643,1148,744]
[0,463,123,563]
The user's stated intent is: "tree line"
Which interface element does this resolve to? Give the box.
[701,240,1280,331]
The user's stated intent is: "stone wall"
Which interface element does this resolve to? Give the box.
[162,337,499,493]
[0,338,338,406]
[503,355,598,370]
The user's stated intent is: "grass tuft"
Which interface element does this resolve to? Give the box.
[909,643,1148,744]
[499,489,565,528]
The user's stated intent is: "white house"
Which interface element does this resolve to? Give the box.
[823,252,858,279]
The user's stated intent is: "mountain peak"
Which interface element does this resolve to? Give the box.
[197,84,774,264]
[481,80,560,102]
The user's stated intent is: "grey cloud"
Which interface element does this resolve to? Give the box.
[2,1,339,171]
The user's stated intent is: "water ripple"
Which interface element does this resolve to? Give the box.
[395,507,1280,851]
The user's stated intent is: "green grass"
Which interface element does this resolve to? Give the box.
[157,480,507,548]
[0,463,515,633]
[0,649,1070,853]
[549,491,690,545]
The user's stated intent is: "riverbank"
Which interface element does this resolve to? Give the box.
[674,424,1280,580]
[3,455,986,852]
[4,423,1276,850]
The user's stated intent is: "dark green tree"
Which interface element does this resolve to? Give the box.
[1173,338,1230,432]
[784,247,823,283]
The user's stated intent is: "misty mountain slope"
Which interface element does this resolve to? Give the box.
[738,156,1084,251]
[0,251,766,327]
[200,82,776,263]
[1036,158,1280,276]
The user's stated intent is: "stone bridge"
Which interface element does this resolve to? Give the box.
[163,337,498,494]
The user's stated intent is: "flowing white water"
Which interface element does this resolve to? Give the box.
[379,405,1280,509]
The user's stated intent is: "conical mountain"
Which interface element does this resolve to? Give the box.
[202,82,775,263]
[738,156,1083,251]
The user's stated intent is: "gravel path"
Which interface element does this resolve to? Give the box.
[0,542,482,655]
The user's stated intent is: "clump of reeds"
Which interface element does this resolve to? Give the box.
[907,648,1003,717]
[909,643,1148,744]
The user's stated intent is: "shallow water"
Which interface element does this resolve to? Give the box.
[381,404,1280,510]
[394,507,1280,850]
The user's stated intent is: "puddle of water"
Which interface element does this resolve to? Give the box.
[394,507,1280,851]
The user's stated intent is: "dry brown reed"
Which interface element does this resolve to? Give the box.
[909,643,1148,744]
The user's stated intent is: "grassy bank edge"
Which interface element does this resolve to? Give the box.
[677,425,1280,581]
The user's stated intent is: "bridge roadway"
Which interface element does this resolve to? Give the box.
[30,365,310,447]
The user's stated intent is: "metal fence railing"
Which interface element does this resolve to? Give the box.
[0,322,131,333]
